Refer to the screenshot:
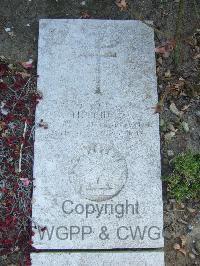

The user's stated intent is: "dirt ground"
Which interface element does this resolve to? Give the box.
[0,0,200,265]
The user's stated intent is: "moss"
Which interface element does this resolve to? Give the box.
[163,152,200,201]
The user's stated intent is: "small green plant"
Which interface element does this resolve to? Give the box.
[164,152,200,201]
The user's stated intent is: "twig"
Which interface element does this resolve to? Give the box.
[18,120,28,173]
[12,77,32,111]
[28,125,35,141]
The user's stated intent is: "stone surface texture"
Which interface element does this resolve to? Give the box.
[31,252,165,266]
[32,19,163,249]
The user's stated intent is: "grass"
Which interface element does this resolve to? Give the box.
[163,152,200,201]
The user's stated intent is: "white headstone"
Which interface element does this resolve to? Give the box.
[31,251,165,266]
[32,19,163,249]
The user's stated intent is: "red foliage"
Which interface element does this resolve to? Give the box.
[24,253,32,266]
[0,60,38,261]
[13,74,27,90]
[0,82,8,90]
[0,63,8,76]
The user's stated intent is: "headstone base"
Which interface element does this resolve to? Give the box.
[31,251,165,266]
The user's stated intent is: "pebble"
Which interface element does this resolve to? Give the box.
[182,121,190,133]
[0,107,9,115]
[189,253,196,260]
[165,69,171,78]
[187,224,193,232]
[160,118,165,127]
[0,101,9,116]
[160,120,167,132]
[196,111,200,117]
[192,247,199,255]
[195,239,200,253]
[169,199,176,204]
[157,57,163,65]
[170,102,181,116]
[4,27,11,32]
[187,207,196,213]
[168,123,176,132]
[165,131,176,141]
[178,218,188,225]
[173,243,180,250]
[167,150,174,157]
[179,203,185,209]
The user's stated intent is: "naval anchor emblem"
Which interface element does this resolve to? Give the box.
[69,143,128,202]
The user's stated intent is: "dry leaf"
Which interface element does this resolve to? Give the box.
[192,247,199,256]
[20,178,30,187]
[180,235,187,247]
[36,90,43,99]
[16,71,31,79]
[115,0,128,11]
[165,79,185,97]
[155,39,176,58]
[21,59,33,69]
[157,79,185,107]
[193,53,200,59]
[188,253,196,260]
[174,78,185,89]
[169,102,181,116]
[181,104,190,112]
[168,123,177,132]
[178,218,188,225]
[8,63,14,70]
[174,243,181,250]
[152,101,164,114]
[157,57,163,65]
[165,131,176,141]
[0,55,6,60]
[187,207,196,213]
[179,248,187,256]
[80,11,91,19]
[1,129,9,137]
[8,31,15,37]
[165,69,171,78]
[182,121,189,133]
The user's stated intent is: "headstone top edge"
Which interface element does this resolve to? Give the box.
[39,18,153,27]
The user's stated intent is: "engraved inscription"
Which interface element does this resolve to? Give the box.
[72,110,110,119]
[69,143,128,202]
